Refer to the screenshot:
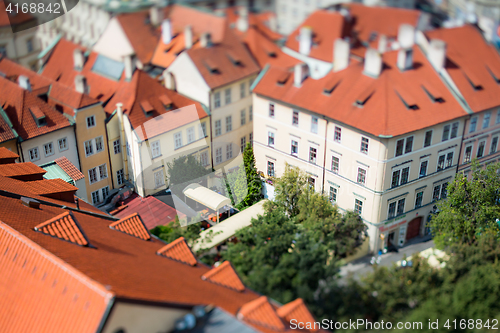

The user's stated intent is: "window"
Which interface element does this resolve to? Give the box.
[483,112,491,129]
[200,151,209,167]
[187,127,195,143]
[249,79,254,94]
[267,161,275,177]
[152,140,161,157]
[98,164,108,180]
[309,147,317,164]
[308,177,315,189]
[240,82,246,98]
[442,124,450,141]
[437,154,446,171]
[334,126,341,142]
[464,145,472,163]
[469,117,477,133]
[424,130,432,147]
[240,109,246,126]
[292,110,299,126]
[0,44,6,57]
[225,88,231,105]
[354,199,363,215]
[101,186,109,200]
[174,132,182,149]
[497,109,500,124]
[91,190,100,205]
[405,136,413,154]
[357,168,366,185]
[95,136,104,152]
[451,122,459,138]
[84,140,94,156]
[117,169,124,185]
[400,167,409,184]
[113,139,121,154]
[240,137,246,152]
[126,143,131,157]
[440,182,448,199]
[58,138,68,151]
[361,137,369,154]
[215,147,222,164]
[291,140,298,155]
[226,116,232,133]
[391,170,400,188]
[269,103,275,118]
[397,198,405,216]
[249,106,253,121]
[27,38,33,53]
[44,142,54,157]
[415,191,423,208]
[329,186,337,203]
[87,115,96,128]
[311,116,318,134]
[445,152,453,168]
[199,122,207,138]
[226,144,232,160]
[154,170,165,188]
[388,202,396,219]
[419,160,428,177]
[28,147,39,161]
[215,120,221,137]
[89,168,98,184]
[477,141,485,158]
[395,136,413,156]
[491,137,498,154]
[433,183,447,201]
[331,156,339,173]
[268,132,275,147]
[249,132,253,145]
[214,92,221,108]
[395,139,404,157]
[391,166,409,187]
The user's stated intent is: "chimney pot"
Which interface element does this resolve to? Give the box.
[74,75,89,94]
[294,63,309,87]
[299,27,312,56]
[363,48,382,78]
[18,75,31,91]
[73,49,84,70]
[428,39,446,72]
[163,71,175,90]
[123,55,134,81]
[150,6,163,26]
[378,35,388,53]
[161,19,172,44]
[397,24,415,49]
[333,38,349,72]
[184,25,193,49]
[397,48,413,71]
[21,197,40,209]
[237,7,249,32]
[200,32,212,48]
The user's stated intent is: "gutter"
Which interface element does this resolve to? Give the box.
[250,64,270,92]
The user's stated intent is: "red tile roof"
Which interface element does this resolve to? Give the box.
[157,236,198,266]
[277,299,317,332]
[0,147,18,161]
[202,261,245,292]
[25,178,78,203]
[109,212,151,241]
[425,25,500,113]
[238,296,285,331]
[113,193,179,229]
[0,58,52,90]
[253,46,468,137]
[0,162,46,180]
[0,110,17,144]
[55,157,84,181]
[0,222,113,333]
[34,212,89,246]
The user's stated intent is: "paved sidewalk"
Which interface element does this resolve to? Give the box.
[339,235,434,282]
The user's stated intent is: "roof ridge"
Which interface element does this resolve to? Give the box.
[34,211,90,246]
[156,236,197,266]
[237,296,285,331]
[201,261,245,292]
[109,212,151,241]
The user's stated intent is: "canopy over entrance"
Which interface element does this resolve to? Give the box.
[183,184,231,212]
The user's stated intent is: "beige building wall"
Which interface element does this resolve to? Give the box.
[106,113,126,190]
[0,25,40,70]
[0,139,18,157]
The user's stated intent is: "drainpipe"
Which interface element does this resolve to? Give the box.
[116,103,129,180]
[456,116,469,173]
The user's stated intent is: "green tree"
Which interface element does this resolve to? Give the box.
[265,164,308,216]
[150,215,202,247]
[429,162,500,248]
[166,155,211,193]
[242,143,263,206]
[224,163,248,208]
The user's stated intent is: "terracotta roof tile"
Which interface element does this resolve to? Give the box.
[0,162,46,180]
[34,212,89,246]
[0,58,52,90]
[25,178,78,203]
[238,296,285,331]
[277,299,317,332]
[0,147,18,161]
[202,261,245,292]
[55,157,84,181]
[0,109,17,144]
[157,236,198,266]
[109,212,151,241]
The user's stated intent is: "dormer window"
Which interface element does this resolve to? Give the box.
[227,51,242,66]
[141,100,154,117]
[30,106,46,127]
[159,95,172,110]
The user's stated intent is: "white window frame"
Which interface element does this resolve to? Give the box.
[249,105,253,121]
[357,167,367,185]
[419,159,428,178]
[329,186,338,203]
[442,124,451,142]
[437,150,454,171]
[269,103,275,118]
[463,144,473,163]
[187,127,195,144]
[415,191,424,209]
[151,140,161,158]
[174,132,182,149]
[199,122,207,138]
[268,131,275,147]
[334,126,341,143]
[86,115,96,128]
[309,146,317,164]
[240,82,245,99]
[95,136,104,153]
[58,138,68,152]
[200,151,209,167]
[477,140,486,158]
[113,139,121,154]
[311,116,318,134]
[91,190,100,205]
[267,160,275,177]
[154,169,165,188]
[491,136,498,155]
[482,112,491,129]
[354,199,363,215]
[214,92,221,108]
[226,116,232,133]
[43,142,54,157]
[240,109,246,126]
[391,164,410,188]
[360,137,369,154]
[423,130,432,148]
[450,122,459,139]
[215,147,222,164]
[89,167,98,185]
[225,88,231,105]
[469,116,477,133]
[28,147,39,161]
[98,164,108,180]
[215,120,222,137]
[292,110,299,126]
[331,155,340,173]
[226,143,233,160]
[395,136,414,157]
[291,140,298,156]
[241,136,246,152]
[117,169,124,185]
[101,186,110,200]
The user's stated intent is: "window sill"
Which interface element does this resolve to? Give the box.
[152,154,163,159]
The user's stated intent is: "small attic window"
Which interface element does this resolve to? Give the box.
[323,77,341,95]
[277,72,291,85]
[140,100,154,116]
[462,70,482,91]
[30,106,46,127]
[368,31,378,42]
[204,60,219,74]
[159,95,172,109]
[422,85,444,103]
[266,49,277,58]
[486,65,500,84]
[396,91,419,110]
[355,88,374,107]
[227,51,242,66]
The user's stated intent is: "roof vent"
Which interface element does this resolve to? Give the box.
[18,75,31,91]
[276,71,291,85]
[204,59,219,74]
[333,38,349,72]
[157,237,197,266]
[21,197,40,209]
[184,25,193,50]
[421,83,444,103]
[34,212,90,246]
[323,77,341,94]
[363,48,382,78]
[159,94,172,108]
[201,261,245,292]
[395,89,418,110]
[355,87,374,107]
[109,212,151,240]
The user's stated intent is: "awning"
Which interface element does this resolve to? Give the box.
[183,184,231,211]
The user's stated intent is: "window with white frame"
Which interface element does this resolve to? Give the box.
[101,186,109,200]
[357,167,366,185]
[469,117,477,133]
[215,147,222,164]
[331,156,339,173]
[28,147,39,161]
[84,140,94,156]
[127,143,131,157]
[44,142,54,157]
[86,115,96,128]
[174,132,182,149]
[311,116,318,134]
[117,169,124,185]
[395,136,413,157]
[240,82,246,99]
[477,141,485,158]
[226,144,232,160]
[187,127,195,144]
[98,164,108,180]
[241,136,246,152]
[308,177,315,190]
[91,190,100,205]
[415,191,424,208]
[267,160,275,177]
[200,151,209,167]
[491,136,498,154]
[464,145,472,163]
[483,112,491,129]
[58,138,68,151]
[437,151,453,171]
[226,116,232,132]
[269,103,275,118]
[151,140,161,157]
[424,130,432,147]
[249,132,253,145]
[268,132,275,147]
[309,147,317,164]
[199,122,207,138]
[249,106,253,121]
[451,122,459,138]
[360,137,369,154]
[292,110,299,126]
[391,165,410,188]
[388,198,405,219]
[113,139,121,154]
[89,167,98,184]
[496,109,500,124]
[249,79,254,94]
[442,124,451,141]
[334,126,341,143]
[225,88,231,105]
[291,140,298,155]
[329,186,337,203]
[215,120,221,137]
[354,199,363,215]
[95,136,104,152]
[154,169,165,188]
[241,109,246,126]
[214,92,221,108]
[419,160,428,177]
[433,182,448,201]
